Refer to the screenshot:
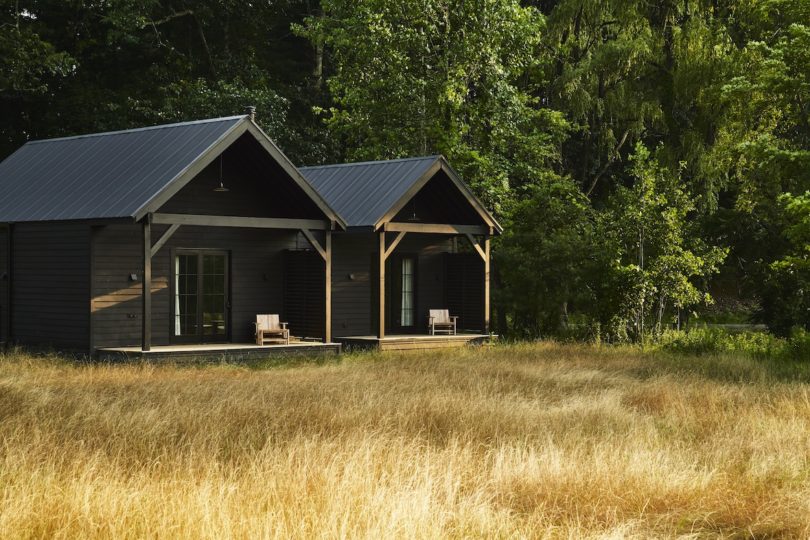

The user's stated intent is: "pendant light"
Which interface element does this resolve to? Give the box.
[213,154,229,192]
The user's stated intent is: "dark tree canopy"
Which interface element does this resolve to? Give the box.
[2,0,808,339]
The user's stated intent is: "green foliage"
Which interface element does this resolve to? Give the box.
[596,143,727,340]
[298,0,567,212]
[2,0,809,343]
[658,327,810,362]
[758,192,810,334]
[497,177,594,337]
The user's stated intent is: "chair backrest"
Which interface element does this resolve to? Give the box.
[256,314,281,330]
[429,309,450,324]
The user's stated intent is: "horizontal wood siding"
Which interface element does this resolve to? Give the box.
[331,233,453,336]
[11,222,90,349]
[444,253,485,332]
[283,250,325,339]
[157,136,324,220]
[0,228,7,343]
[397,234,453,332]
[92,223,303,349]
[331,234,375,336]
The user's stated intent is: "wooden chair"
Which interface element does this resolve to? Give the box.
[428,309,458,335]
[255,314,289,345]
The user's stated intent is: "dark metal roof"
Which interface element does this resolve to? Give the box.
[301,155,501,232]
[0,116,245,222]
[301,156,441,228]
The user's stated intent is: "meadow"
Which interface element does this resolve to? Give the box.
[1,343,810,539]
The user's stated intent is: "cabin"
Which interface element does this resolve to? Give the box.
[0,113,500,359]
[302,157,500,350]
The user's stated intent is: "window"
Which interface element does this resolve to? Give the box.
[400,257,414,327]
[173,251,228,341]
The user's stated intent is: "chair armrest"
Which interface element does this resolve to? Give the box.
[450,316,459,321]
[281,322,288,329]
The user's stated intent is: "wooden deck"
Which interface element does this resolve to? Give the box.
[336,333,493,351]
[97,340,341,362]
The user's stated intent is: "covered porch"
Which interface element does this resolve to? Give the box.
[374,222,493,340]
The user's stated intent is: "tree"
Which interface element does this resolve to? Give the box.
[497,177,595,337]
[758,192,810,335]
[297,0,568,213]
[601,143,727,340]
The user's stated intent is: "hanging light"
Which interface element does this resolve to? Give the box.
[406,200,419,221]
[213,154,229,192]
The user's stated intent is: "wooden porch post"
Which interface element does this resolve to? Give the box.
[324,230,332,343]
[142,214,152,352]
[484,234,491,334]
[378,231,385,339]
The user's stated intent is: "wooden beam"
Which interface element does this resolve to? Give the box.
[151,223,180,257]
[378,231,386,339]
[383,231,407,260]
[383,222,489,235]
[152,213,330,231]
[142,214,152,352]
[324,230,332,343]
[465,233,487,261]
[300,229,326,260]
[484,234,491,334]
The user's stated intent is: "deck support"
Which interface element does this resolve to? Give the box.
[301,229,332,343]
[151,223,180,257]
[376,231,408,338]
[378,231,386,338]
[324,230,332,343]
[484,234,490,333]
[464,233,491,334]
[141,214,152,352]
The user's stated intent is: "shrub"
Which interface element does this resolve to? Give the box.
[658,328,783,359]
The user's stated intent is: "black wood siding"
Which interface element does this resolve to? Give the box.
[283,250,325,339]
[444,253,485,331]
[157,136,325,220]
[331,233,454,336]
[11,222,90,350]
[0,228,7,343]
[331,234,375,336]
[92,223,303,348]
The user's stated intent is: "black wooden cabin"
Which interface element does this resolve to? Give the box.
[0,114,500,357]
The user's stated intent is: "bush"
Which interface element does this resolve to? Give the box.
[783,328,810,361]
[658,328,784,359]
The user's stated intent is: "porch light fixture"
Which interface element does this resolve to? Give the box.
[214,154,230,192]
[406,200,419,222]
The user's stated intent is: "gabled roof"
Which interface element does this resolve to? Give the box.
[301,155,502,232]
[0,116,345,227]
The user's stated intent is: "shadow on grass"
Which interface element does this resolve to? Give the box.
[629,350,810,385]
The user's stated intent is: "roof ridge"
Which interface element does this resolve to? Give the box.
[25,115,247,145]
[300,155,440,170]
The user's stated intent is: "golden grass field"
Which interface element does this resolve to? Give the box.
[1,343,810,539]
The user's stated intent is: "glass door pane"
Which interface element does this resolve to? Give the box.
[400,257,414,327]
[202,254,227,338]
[175,254,199,337]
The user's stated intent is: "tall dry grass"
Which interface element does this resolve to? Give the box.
[1,343,810,538]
